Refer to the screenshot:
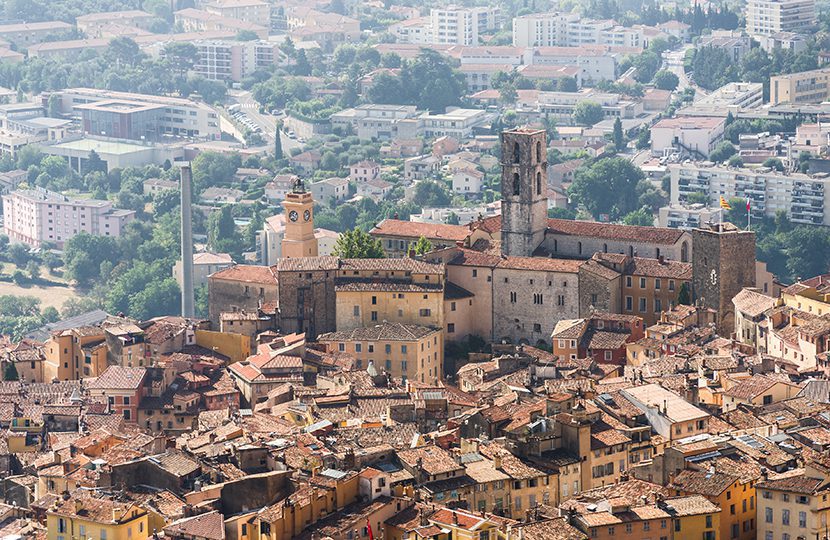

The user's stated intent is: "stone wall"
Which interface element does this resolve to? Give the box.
[275,269,336,338]
[208,278,277,327]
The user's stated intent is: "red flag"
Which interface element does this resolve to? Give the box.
[367,519,374,540]
[746,199,751,212]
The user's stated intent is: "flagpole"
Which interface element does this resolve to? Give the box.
[747,199,751,231]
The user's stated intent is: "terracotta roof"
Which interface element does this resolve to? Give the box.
[662,495,720,517]
[87,366,146,391]
[370,219,469,241]
[447,247,582,273]
[164,511,224,540]
[757,471,824,494]
[319,323,440,342]
[273,256,340,272]
[733,288,777,318]
[669,469,739,497]
[398,445,462,476]
[724,375,787,400]
[210,264,275,283]
[546,218,686,245]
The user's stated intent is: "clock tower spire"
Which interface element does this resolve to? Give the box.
[281,178,318,258]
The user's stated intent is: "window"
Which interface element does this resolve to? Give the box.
[385,344,391,354]
[451,301,456,312]
[626,276,632,287]
[639,298,647,312]
[655,278,661,290]
[533,293,543,304]
[799,511,806,527]
[762,491,772,499]
[557,295,565,306]
[401,345,407,354]
[101,530,107,540]
[353,305,359,316]
[669,280,676,291]
[371,295,377,305]
[356,344,362,352]
[640,277,646,288]
[625,296,633,311]
[643,522,650,531]
[371,311,378,321]
[338,343,345,352]
[706,516,712,528]
[510,292,517,303]
[655,298,662,313]
[782,509,790,526]
[419,309,431,317]
[58,519,66,533]
[731,523,738,538]
[533,323,542,333]
[448,323,455,333]
[765,507,773,523]
[368,344,374,353]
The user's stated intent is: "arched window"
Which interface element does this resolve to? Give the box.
[603,243,608,253]
[578,241,583,255]
[513,172,521,195]
[681,241,689,263]
[513,142,521,164]
[536,141,542,162]
[629,245,634,256]
[536,172,542,195]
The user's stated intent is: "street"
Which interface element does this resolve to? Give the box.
[663,45,708,100]
[228,90,304,155]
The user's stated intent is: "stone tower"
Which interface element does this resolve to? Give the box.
[691,222,756,335]
[281,178,318,258]
[500,128,549,257]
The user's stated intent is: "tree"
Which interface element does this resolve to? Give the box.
[108,37,142,67]
[42,306,59,323]
[499,84,518,104]
[622,208,654,226]
[399,49,465,112]
[153,189,180,215]
[192,151,241,194]
[678,282,691,305]
[26,260,40,281]
[16,145,42,170]
[762,157,785,171]
[568,158,646,220]
[413,180,451,207]
[653,70,680,91]
[47,94,62,117]
[612,117,625,151]
[332,228,385,258]
[86,149,106,174]
[7,243,30,267]
[636,127,650,150]
[163,42,199,83]
[206,205,242,257]
[408,236,433,255]
[294,49,311,76]
[3,361,18,381]
[236,30,259,41]
[548,207,576,219]
[572,101,604,126]
[274,123,283,160]
[632,50,661,83]
[727,155,744,167]
[63,232,120,286]
[786,227,830,279]
[708,141,737,163]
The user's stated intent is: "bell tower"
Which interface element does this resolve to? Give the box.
[500,128,549,257]
[281,178,318,258]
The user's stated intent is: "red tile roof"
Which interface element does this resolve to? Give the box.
[547,218,686,245]
[210,264,275,284]
[370,219,469,241]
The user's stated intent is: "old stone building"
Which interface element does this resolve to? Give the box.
[691,222,756,334]
[272,256,340,338]
[500,128,549,257]
[207,265,278,326]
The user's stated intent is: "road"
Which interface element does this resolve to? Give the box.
[663,45,708,100]
[228,90,303,154]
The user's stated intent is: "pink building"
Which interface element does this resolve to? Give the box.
[2,187,135,248]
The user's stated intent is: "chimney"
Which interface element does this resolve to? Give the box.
[452,511,458,524]
[180,165,195,318]
[658,255,665,264]
[494,453,503,470]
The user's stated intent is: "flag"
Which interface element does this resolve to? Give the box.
[367,519,374,540]
[746,199,751,212]
[719,196,732,210]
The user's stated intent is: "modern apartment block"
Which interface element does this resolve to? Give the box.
[49,88,221,140]
[746,0,815,36]
[770,67,830,105]
[430,7,478,45]
[512,12,643,49]
[657,204,723,230]
[2,187,135,248]
[0,21,73,46]
[75,10,156,38]
[669,162,830,226]
[191,39,281,82]
[174,8,268,38]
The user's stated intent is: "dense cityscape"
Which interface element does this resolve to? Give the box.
[3,0,830,539]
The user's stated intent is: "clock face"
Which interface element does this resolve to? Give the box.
[303,209,311,222]
[289,210,299,222]
[710,268,718,286]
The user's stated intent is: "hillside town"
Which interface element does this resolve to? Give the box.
[4,0,830,539]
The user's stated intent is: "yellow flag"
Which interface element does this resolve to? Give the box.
[719,196,732,210]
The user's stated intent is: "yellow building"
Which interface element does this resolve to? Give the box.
[44,327,109,381]
[334,262,445,332]
[427,507,512,540]
[781,274,830,315]
[47,492,149,540]
[281,181,318,258]
[318,323,443,384]
[757,469,830,540]
[771,67,830,105]
[670,468,756,540]
[195,328,252,362]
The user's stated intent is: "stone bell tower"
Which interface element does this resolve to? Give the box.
[500,128,549,257]
[281,178,318,258]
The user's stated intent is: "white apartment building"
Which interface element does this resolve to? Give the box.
[204,0,270,25]
[746,0,815,36]
[174,252,233,289]
[2,188,135,248]
[524,46,619,82]
[657,204,723,229]
[330,104,419,140]
[430,7,478,45]
[191,39,281,82]
[669,162,830,226]
[512,12,643,49]
[419,108,491,139]
[681,82,764,116]
[534,90,642,124]
[651,116,726,158]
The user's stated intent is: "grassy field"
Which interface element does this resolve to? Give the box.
[0,262,81,310]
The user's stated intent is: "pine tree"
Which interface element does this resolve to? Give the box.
[408,236,433,256]
[678,282,692,305]
[274,122,283,160]
[612,117,625,151]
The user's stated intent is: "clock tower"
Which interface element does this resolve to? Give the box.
[281,178,318,258]
[691,222,756,335]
